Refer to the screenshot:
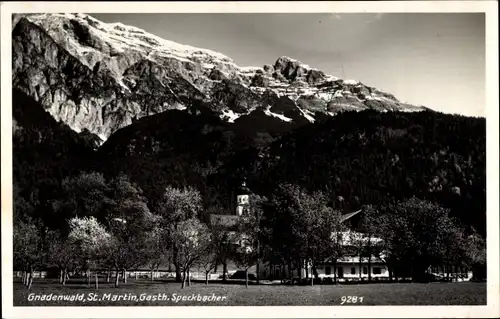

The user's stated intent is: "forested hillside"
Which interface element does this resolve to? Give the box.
[253,110,486,235]
[13,89,486,236]
[13,89,97,227]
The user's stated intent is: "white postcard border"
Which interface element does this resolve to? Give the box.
[1,1,498,318]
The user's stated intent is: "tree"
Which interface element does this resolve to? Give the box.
[195,232,218,285]
[464,232,486,280]
[377,197,467,281]
[375,206,401,281]
[357,205,381,281]
[211,225,234,282]
[159,186,203,282]
[42,171,113,286]
[171,218,211,288]
[143,224,170,281]
[261,185,297,281]
[105,174,157,287]
[293,188,344,285]
[160,186,203,224]
[432,216,468,281]
[106,220,148,287]
[47,230,77,286]
[232,232,259,288]
[13,183,35,224]
[54,172,111,223]
[243,194,266,282]
[266,184,308,281]
[68,216,112,289]
[265,184,345,285]
[13,218,44,290]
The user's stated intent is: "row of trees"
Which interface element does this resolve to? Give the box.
[14,172,486,290]
[260,184,486,284]
[14,172,263,289]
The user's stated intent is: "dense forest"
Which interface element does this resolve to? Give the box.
[254,110,486,235]
[13,88,486,237]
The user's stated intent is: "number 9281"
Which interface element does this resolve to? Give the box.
[340,296,364,305]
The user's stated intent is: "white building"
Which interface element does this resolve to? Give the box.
[209,182,474,282]
[255,225,390,281]
[210,182,390,281]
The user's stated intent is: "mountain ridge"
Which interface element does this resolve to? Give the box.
[12,13,429,142]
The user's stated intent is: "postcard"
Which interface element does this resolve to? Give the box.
[1,1,498,318]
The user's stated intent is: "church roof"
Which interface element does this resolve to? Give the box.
[210,214,240,228]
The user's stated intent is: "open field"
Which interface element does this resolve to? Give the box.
[14,279,486,306]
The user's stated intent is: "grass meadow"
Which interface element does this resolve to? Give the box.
[13,278,486,306]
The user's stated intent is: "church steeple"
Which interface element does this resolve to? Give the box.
[236,179,250,216]
[236,178,250,195]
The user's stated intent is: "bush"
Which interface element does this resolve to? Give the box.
[229,270,256,280]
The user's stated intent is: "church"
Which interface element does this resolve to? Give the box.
[209,181,391,282]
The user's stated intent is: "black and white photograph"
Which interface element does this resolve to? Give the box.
[1,1,499,318]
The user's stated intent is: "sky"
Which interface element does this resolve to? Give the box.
[93,13,486,117]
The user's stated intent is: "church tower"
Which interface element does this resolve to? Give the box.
[236,180,250,216]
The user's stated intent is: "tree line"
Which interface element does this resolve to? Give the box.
[14,172,486,290]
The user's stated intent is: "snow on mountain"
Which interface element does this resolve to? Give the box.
[12,13,428,140]
[264,107,293,122]
[299,109,316,123]
[22,13,236,72]
[220,109,241,123]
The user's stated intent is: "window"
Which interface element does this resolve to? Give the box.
[325,266,331,275]
[363,267,368,275]
[351,267,356,275]
[373,267,382,275]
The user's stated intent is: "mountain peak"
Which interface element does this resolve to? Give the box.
[274,55,312,71]
[12,13,428,140]
[275,55,304,64]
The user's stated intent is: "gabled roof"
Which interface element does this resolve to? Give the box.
[333,230,383,246]
[341,209,362,222]
[210,214,240,228]
[323,255,386,264]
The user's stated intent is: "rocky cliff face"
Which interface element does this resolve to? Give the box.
[12,13,427,141]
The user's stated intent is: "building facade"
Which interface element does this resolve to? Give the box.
[255,228,390,281]
[209,182,474,282]
[209,181,391,281]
